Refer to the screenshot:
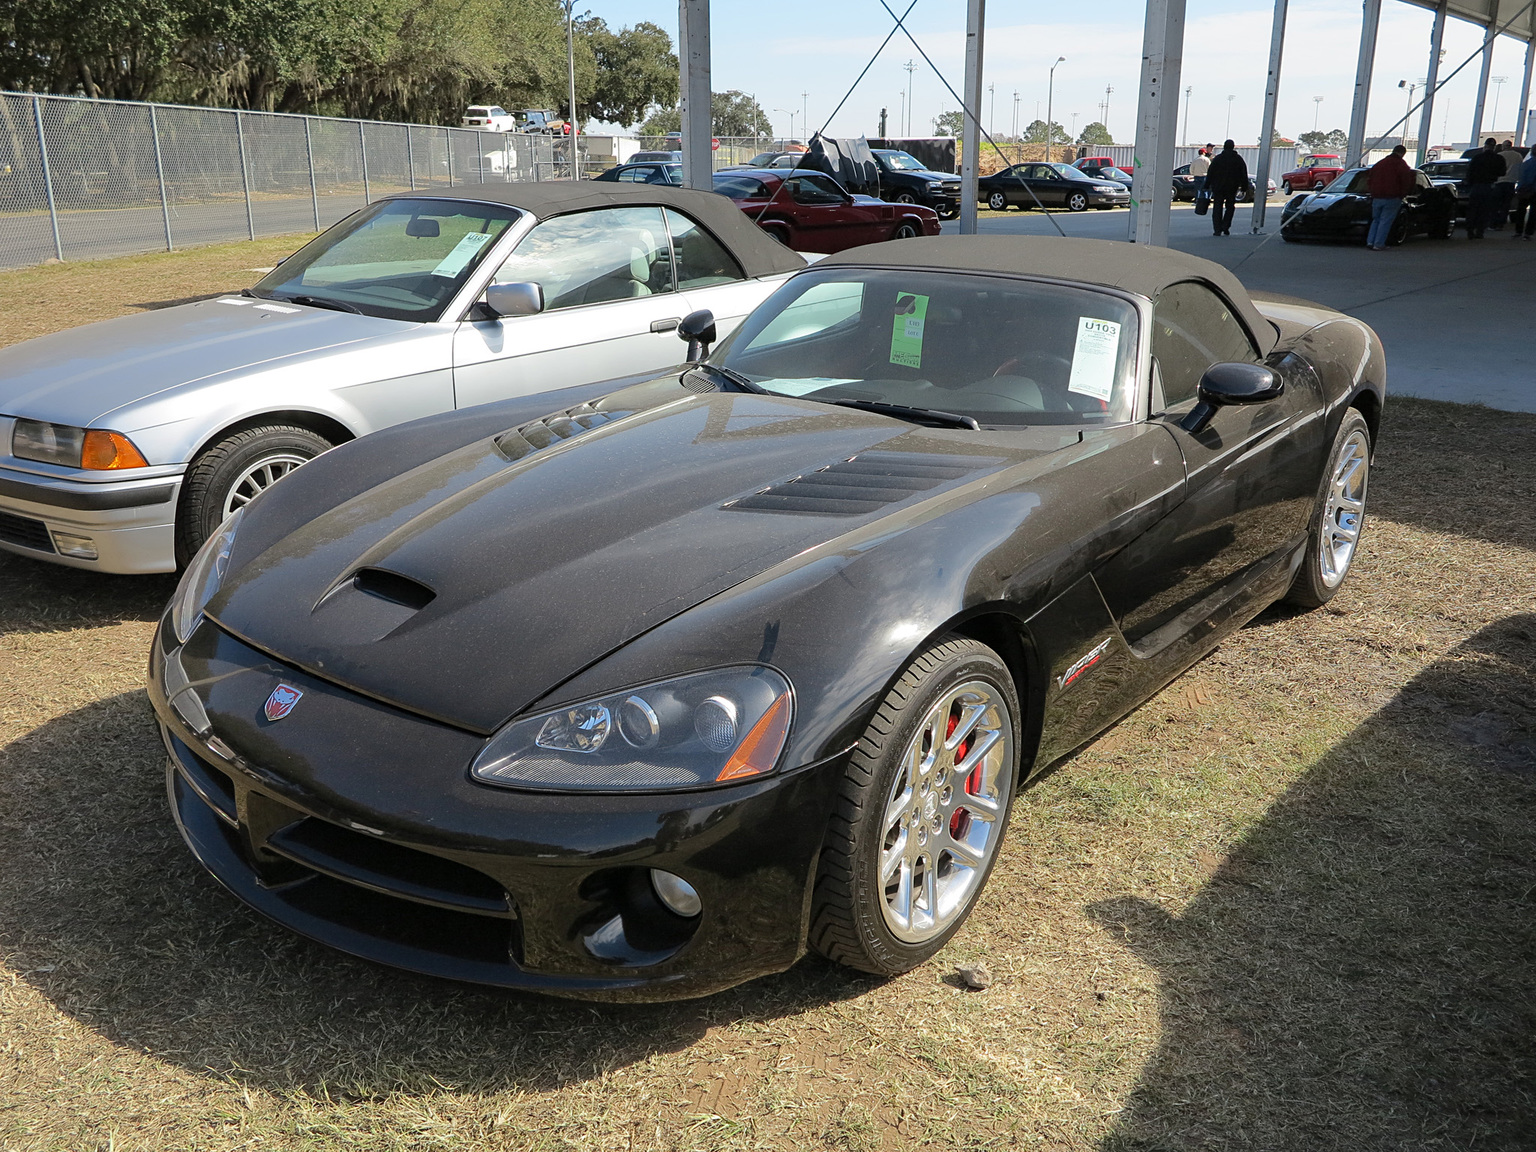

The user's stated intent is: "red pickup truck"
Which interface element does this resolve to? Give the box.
[1281,154,1344,193]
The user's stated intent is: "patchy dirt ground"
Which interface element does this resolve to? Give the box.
[0,244,1533,1151]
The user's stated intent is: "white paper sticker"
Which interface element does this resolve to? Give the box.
[430,232,493,279]
[758,377,859,396]
[255,302,300,313]
[1067,317,1121,402]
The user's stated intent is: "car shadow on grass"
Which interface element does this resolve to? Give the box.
[1091,612,1536,1150]
[0,551,176,637]
[0,686,879,1098]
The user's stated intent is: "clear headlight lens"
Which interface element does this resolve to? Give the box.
[169,509,242,644]
[471,666,793,792]
[12,420,148,469]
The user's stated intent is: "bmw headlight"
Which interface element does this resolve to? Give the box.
[169,509,242,644]
[471,666,793,792]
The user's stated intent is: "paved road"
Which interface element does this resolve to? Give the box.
[955,202,1536,413]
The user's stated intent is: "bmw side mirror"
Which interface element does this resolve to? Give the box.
[678,309,717,362]
[484,281,544,319]
[1181,362,1284,433]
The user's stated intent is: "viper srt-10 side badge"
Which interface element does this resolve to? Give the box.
[1057,638,1112,690]
[264,684,303,721]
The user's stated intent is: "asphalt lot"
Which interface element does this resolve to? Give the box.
[960,202,1536,413]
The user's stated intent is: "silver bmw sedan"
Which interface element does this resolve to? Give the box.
[0,184,805,573]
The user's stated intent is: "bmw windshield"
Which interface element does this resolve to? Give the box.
[715,268,1140,426]
[251,198,523,321]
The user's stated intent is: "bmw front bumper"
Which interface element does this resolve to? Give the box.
[0,464,183,573]
[149,617,848,1001]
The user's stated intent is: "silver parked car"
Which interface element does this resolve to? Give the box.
[0,185,804,573]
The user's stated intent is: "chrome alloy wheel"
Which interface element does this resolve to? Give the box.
[221,453,309,519]
[1319,427,1370,588]
[879,681,1015,943]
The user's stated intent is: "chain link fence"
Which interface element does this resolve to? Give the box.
[0,92,566,271]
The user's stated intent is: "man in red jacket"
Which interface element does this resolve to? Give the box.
[1366,145,1417,249]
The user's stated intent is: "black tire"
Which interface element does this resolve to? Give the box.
[1285,409,1371,609]
[987,191,1008,211]
[762,223,791,246]
[894,192,917,204]
[1430,214,1453,239]
[176,424,332,565]
[937,207,960,220]
[1387,214,1410,247]
[1066,192,1089,212]
[892,221,921,240]
[809,636,1021,976]
[1282,180,1292,194]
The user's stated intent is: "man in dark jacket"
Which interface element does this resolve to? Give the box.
[1463,138,1507,239]
[1206,140,1251,236]
[1365,144,1417,249]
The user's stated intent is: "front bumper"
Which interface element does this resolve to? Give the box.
[1089,190,1132,207]
[150,618,847,1001]
[0,463,181,573]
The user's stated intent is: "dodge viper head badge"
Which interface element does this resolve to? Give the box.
[264,684,304,721]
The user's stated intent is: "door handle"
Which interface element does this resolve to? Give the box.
[650,317,681,333]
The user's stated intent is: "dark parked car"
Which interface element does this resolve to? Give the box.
[1171,163,1277,202]
[1280,166,1455,245]
[591,161,683,186]
[871,149,962,218]
[154,234,1384,1002]
[978,162,1130,211]
[712,169,939,252]
[1420,158,1470,219]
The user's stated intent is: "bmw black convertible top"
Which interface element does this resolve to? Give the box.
[822,235,1279,355]
[380,182,807,280]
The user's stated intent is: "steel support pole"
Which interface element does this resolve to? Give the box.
[1515,37,1535,144]
[1346,0,1382,167]
[1416,0,1447,164]
[235,112,256,239]
[959,0,986,235]
[1470,29,1496,145]
[407,128,417,190]
[445,128,454,186]
[679,0,712,189]
[149,105,173,251]
[1129,0,1185,245]
[359,122,371,202]
[304,118,320,229]
[478,131,486,183]
[1251,0,1288,232]
[31,96,63,261]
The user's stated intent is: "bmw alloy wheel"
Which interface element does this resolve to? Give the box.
[221,453,310,520]
[1318,426,1369,589]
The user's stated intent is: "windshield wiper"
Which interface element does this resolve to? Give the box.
[280,294,365,315]
[828,398,980,430]
[686,364,764,394]
[240,287,268,299]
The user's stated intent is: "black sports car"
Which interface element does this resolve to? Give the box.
[1280,166,1455,245]
[150,236,1384,1002]
[1420,158,1470,220]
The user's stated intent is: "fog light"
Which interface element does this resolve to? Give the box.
[51,531,97,560]
[650,869,701,918]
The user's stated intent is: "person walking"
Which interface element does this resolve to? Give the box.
[1513,148,1536,240]
[1365,144,1416,250]
[1205,139,1250,236]
[1491,140,1525,229]
[1463,138,1507,239]
[1190,147,1211,208]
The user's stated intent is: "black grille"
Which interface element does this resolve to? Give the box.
[725,451,987,515]
[0,510,54,553]
[497,402,613,462]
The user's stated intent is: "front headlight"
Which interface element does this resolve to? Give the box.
[471,665,793,792]
[12,419,149,469]
[1094,185,1119,193]
[169,509,242,644]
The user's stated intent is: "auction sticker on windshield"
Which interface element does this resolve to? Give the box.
[1067,317,1121,402]
[889,293,929,368]
[431,232,493,279]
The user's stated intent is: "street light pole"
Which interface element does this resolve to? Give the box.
[1225,94,1234,139]
[989,83,995,136]
[904,60,917,135]
[1046,56,1066,162]
[1313,94,1323,133]
[775,108,795,144]
[1013,90,1020,140]
[1490,75,1508,132]
[1183,85,1192,145]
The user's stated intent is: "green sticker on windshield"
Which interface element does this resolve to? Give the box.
[889,293,929,367]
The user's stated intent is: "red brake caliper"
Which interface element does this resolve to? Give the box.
[948,704,974,840]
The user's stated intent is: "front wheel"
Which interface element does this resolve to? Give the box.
[1285,409,1371,608]
[176,424,332,565]
[894,192,917,204]
[987,191,1008,211]
[892,220,921,240]
[810,636,1019,976]
[1066,192,1089,212]
[1282,180,1292,194]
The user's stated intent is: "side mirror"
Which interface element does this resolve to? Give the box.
[677,309,717,362]
[484,281,544,319]
[1181,362,1284,433]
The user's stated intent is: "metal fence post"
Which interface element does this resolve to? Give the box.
[235,110,255,240]
[358,121,370,202]
[31,95,64,261]
[149,105,173,250]
[304,116,320,229]
[445,128,454,186]
[478,131,486,182]
[406,128,417,190]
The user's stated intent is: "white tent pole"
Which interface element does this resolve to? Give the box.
[1416,0,1447,165]
[1251,0,1288,233]
[959,0,986,235]
[1129,0,1185,245]
[1347,0,1383,167]
[679,0,713,189]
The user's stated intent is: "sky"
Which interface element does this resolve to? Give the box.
[584,0,1534,147]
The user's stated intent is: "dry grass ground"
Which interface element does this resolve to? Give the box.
[0,245,1533,1151]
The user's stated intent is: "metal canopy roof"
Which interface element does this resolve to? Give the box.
[1403,0,1535,43]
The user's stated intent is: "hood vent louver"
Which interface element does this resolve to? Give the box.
[724,451,992,516]
[496,402,614,462]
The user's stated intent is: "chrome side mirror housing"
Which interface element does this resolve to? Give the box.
[484,281,545,319]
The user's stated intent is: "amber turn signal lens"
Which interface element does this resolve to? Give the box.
[716,692,791,782]
[81,430,149,470]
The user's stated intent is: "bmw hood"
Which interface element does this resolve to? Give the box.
[207,390,1020,732]
[0,296,411,428]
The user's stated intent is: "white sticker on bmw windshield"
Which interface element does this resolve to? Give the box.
[889,293,929,367]
[431,231,493,279]
[1067,316,1121,401]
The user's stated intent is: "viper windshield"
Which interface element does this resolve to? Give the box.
[252,198,523,321]
[716,268,1140,426]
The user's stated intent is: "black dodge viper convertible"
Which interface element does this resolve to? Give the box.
[151,235,1383,1001]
